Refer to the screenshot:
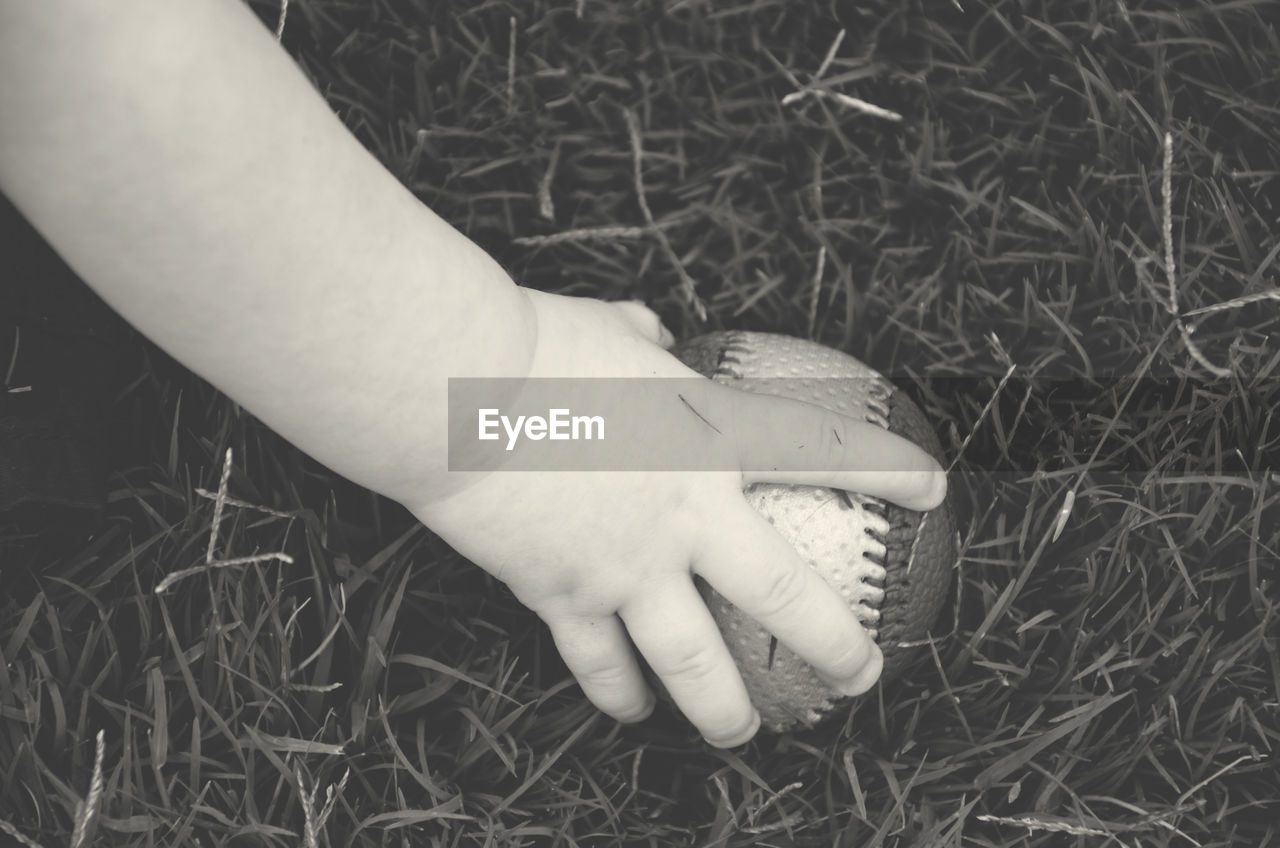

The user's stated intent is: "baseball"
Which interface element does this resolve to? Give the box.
[673,331,958,732]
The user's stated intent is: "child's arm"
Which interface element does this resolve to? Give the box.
[0,0,532,504]
[1,0,946,748]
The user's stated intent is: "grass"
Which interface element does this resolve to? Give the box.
[3,0,1279,845]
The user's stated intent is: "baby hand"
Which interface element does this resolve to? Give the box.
[410,290,946,747]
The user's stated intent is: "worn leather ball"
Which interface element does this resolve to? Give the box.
[673,331,957,731]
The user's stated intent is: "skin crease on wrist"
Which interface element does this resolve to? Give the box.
[0,1,948,748]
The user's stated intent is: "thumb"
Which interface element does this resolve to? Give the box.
[609,300,675,349]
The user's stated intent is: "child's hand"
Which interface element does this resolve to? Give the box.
[411,290,947,748]
[1,0,946,750]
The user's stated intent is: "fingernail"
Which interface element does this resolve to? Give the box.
[627,696,656,723]
[831,671,875,697]
[921,462,948,510]
[706,710,761,748]
[829,648,883,697]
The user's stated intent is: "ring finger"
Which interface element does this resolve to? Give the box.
[621,577,761,748]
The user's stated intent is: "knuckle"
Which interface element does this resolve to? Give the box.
[654,640,723,682]
[815,412,855,470]
[612,699,655,724]
[574,659,631,689]
[748,561,811,618]
[810,410,837,447]
[705,710,761,748]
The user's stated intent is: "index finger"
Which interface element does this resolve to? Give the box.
[670,331,950,512]
[723,386,948,511]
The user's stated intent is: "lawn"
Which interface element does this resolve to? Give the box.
[2,0,1278,846]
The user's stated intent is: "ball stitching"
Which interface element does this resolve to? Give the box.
[709,334,895,627]
[671,331,954,730]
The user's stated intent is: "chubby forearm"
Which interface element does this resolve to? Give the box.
[0,0,535,501]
